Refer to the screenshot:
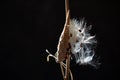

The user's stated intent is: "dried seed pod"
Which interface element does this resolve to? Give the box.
[47,18,98,67]
[56,11,70,62]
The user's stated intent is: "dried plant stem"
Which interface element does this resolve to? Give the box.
[65,0,70,17]
[60,62,73,80]
[60,63,65,79]
[65,0,70,25]
[60,60,73,80]
[47,0,72,79]
[46,49,73,80]
[64,55,71,80]
[64,0,71,80]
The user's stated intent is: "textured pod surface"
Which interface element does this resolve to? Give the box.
[56,11,70,62]
[56,20,70,62]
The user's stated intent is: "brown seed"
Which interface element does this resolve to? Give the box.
[70,33,72,37]
[76,39,79,43]
[79,29,81,32]
[80,43,83,47]
[66,42,71,52]
[81,33,84,36]
[68,42,71,49]
[66,47,69,51]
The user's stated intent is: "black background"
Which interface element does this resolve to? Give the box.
[0,0,119,80]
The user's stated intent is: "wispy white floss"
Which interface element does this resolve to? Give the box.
[69,19,97,66]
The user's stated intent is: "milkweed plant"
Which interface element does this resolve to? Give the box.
[45,0,99,80]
